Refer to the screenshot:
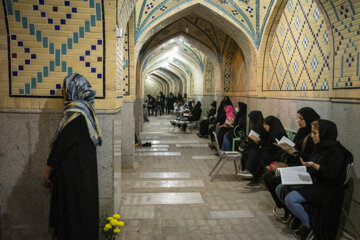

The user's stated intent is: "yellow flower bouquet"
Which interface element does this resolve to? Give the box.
[102,213,124,240]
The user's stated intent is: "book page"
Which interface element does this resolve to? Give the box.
[278,166,313,185]
[279,136,295,147]
[248,130,260,141]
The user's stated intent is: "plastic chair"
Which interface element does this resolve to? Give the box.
[209,131,242,181]
[231,126,245,151]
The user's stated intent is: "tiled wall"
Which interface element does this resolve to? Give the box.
[263,0,331,91]
[3,0,104,97]
[320,0,360,89]
[204,58,214,93]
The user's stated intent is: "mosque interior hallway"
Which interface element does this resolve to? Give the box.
[118,115,297,240]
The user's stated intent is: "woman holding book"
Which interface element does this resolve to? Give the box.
[264,107,320,222]
[275,120,353,240]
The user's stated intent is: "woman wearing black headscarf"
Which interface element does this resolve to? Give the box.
[276,120,353,240]
[238,111,265,184]
[243,115,287,189]
[198,100,216,138]
[182,101,202,131]
[44,73,102,240]
[264,108,320,221]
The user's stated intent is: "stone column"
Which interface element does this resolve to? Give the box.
[121,101,136,169]
[134,99,143,136]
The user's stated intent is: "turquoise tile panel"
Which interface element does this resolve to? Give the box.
[14,10,20,22]
[55,49,60,66]
[73,32,79,43]
[68,67,73,74]
[91,15,96,26]
[19,89,24,94]
[29,24,35,35]
[22,17,28,28]
[43,37,48,48]
[96,3,101,21]
[49,43,54,54]
[25,83,30,94]
[50,61,55,72]
[6,0,13,15]
[85,21,90,32]
[89,0,94,8]
[37,72,42,83]
[67,38,72,49]
[61,44,67,55]
[79,27,84,38]
[61,61,66,72]
[31,78,36,88]
[43,66,48,77]
[36,30,42,42]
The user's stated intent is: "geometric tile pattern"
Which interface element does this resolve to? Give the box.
[320,0,360,89]
[134,0,275,48]
[122,25,130,96]
[224,39,236,92]
[4,0,104,97]
[263,0,330,91]
[204,59,214,92]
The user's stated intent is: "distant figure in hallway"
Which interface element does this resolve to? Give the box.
[143,104,150,122]
[44,73,102,240]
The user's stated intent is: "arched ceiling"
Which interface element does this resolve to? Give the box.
[142,35,207,96]
[140,15,230,63]
[134,0,275,48]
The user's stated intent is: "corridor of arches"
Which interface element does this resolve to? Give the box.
[1,0,360,239]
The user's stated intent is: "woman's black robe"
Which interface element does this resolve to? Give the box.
[48,115,99,240]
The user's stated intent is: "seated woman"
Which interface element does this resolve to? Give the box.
[216,105,235,147]
[238,111,265,179]
[198,101,217,138]
[264,107,320,221]
[275,120,353,240]
[221,102,247,151]
[181,101,202,131]
[209,97,233,145]
[242,115,287,189]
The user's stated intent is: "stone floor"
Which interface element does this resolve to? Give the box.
[118,115,298,240]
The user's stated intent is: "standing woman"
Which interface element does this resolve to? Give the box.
[44,73,102,240]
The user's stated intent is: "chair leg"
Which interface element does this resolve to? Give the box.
[233,159,239,174]
[210,159,227,181]
[209,158,222,176]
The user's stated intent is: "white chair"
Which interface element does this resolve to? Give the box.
[209,131,242,181]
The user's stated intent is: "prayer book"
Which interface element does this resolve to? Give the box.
[274,136,296,151]
[276,166,313,185]
[248,130,261,142]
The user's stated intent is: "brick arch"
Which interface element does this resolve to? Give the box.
[134,2,256,98]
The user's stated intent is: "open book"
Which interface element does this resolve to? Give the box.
[248,130,261,142]
[274,136,296,151]
[276,166,313,185]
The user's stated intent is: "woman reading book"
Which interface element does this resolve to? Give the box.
[275,120,353,240]
[264,107,320,222]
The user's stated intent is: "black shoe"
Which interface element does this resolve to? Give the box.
[245,180,260,189]
[297,225,312,240]
[281,210,292,224]
[290,217,302,232]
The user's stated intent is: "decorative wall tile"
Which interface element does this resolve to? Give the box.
[320,0,360,89]
[263,0,330,91]
[134,0,274,49]
[4,0,105,97]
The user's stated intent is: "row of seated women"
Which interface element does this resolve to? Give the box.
[206,99,353,240]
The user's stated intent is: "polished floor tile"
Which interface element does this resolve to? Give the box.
[121,192,204,205]
[129,180,205,188]
[136,148,169,152]
[192,155,219,160]
[210,210,254,219]
[135,152,181,156]
[150,140,203,144]
[151,144,170,148]
[120,206,155,219]
[175,143,209,147]
[139,172,191,179]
